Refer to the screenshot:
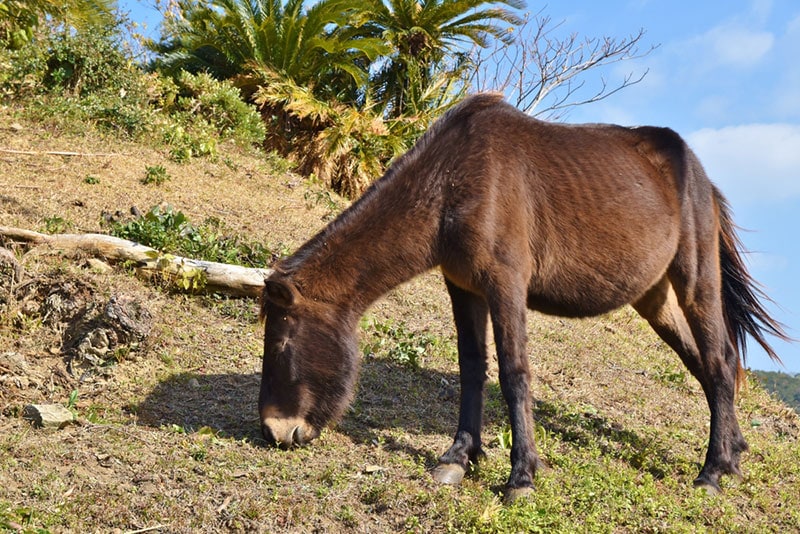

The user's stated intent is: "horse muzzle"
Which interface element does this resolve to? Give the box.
[261,416,319,448]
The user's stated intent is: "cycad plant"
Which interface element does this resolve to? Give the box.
[154,0,387,101]
[152,0,524,196]
[254,58,467,196]
[357,0,523,117]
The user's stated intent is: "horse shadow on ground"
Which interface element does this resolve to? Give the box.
[133,358,463,464]
[134,359,683,477]
[529,398,684,480]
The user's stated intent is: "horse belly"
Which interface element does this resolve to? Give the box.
[526,205,679,317]
[526,269,656,318]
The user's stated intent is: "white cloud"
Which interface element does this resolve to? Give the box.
[687,124,800,205]
[749,0,773,25]
[699,24,774,68]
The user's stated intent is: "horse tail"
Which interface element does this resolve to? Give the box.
[714,187,789,385]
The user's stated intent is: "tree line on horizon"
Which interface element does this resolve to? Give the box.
[751,370,800,413]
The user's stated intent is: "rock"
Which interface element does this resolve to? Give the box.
[0,352,28,374]
[24,404,75,429]
[363,465,385,474]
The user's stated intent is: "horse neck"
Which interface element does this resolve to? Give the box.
[290,167,441,317]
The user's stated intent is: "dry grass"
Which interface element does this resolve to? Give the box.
[1,109,799,533]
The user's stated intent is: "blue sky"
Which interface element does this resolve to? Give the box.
[118,0,799,373]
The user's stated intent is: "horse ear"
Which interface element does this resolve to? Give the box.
[264,277,298,309]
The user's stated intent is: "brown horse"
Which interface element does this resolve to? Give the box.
[258,93,787,500]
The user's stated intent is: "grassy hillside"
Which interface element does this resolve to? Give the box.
[1,109,799,533]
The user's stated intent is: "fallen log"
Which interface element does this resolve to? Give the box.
[0,226,272,298]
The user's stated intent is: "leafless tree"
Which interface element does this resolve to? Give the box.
[468,10,657,119]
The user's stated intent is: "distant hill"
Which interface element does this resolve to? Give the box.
[751,370,800,412]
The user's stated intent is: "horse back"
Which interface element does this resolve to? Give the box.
[436,97,700,317]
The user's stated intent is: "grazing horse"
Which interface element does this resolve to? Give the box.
[258,93,787,500]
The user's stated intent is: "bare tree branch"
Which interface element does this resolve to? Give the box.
[468,11,657,119]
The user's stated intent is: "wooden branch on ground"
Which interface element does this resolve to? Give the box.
[0,226,272,298]
[0,149,128,157]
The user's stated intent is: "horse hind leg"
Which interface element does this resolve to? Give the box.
[676,271,747,493]
[633,276,703,379]
[634,273,746,493]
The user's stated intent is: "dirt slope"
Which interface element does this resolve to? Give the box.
[1,112,798,532]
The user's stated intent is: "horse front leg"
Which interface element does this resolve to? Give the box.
[432,279,490,485]
[490,283,543,501]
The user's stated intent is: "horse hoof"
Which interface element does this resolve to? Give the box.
[503,486,534,504]
[431,463,466,485]
[693,478,721,496]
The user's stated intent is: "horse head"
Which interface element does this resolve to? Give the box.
[258,272,359,447]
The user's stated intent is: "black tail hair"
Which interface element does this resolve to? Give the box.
[715,187,790,382]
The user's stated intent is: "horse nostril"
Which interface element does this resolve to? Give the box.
[291,425,304,446]
[261,423,277,446]
[261,417,317,448]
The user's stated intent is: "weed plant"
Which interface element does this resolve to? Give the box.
[142,165,170,185]
[362,318,443,368]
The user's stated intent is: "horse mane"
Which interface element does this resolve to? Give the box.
[273,93,508,281]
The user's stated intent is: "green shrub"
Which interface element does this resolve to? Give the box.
[0,1,39,50]
[2,24,265,161]
[160,121,218,162]
[1,26,159,138]
[158,72,266,162]
[110,204,189,252]
[0,39,47,98]
[42,215,71,234]
[108,204,284,268]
